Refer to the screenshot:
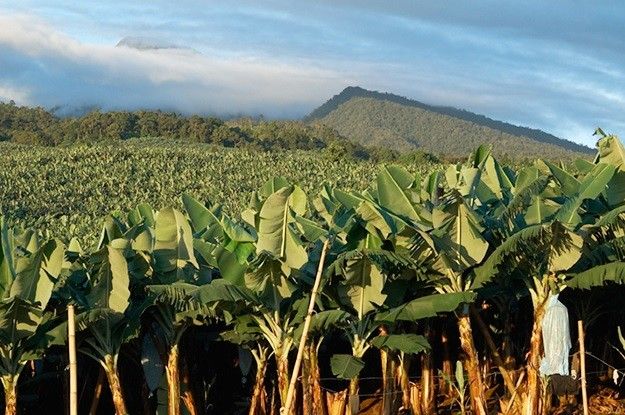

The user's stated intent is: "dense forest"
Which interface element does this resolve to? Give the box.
[308,87,593,158]
[0,101,424,163]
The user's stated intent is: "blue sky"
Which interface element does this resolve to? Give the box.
[1,1,624,146]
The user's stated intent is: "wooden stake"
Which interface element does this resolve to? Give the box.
[281,239,330,415]
[578,320,589,415]
[68,304,78,415]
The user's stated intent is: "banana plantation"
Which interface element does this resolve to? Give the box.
[4,131,625,415]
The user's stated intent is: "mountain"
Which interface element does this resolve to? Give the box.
[306,86,593,159]
[115,36,198,53]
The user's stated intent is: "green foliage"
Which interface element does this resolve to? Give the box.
[307,86,592,158]
[0,103,424,163]
[1,126,625,413]
[330,354,366,379]
[0,140,438,248]
[369,333,430,354]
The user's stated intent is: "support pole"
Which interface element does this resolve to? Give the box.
[68,304,78,415]
[578,320,588,415]
[281,239,330,415]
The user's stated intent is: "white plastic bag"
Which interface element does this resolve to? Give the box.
[540,294,571,376]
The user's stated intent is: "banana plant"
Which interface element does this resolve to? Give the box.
[144,279,246,415]
[135,205,205,415]
[376,291,477,414]
[469,138,622,414]
[322,193,417,415]
[370,333,431,414]
[0,219,65,415]
[399,189,490,415]
[146,277,257,415]
[373,159,509,415]
[188,180,314,409]
[313,166,433,415]
[73,243,135,415]
[293,309,350,415]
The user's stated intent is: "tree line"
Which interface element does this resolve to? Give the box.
[0,101,438,164]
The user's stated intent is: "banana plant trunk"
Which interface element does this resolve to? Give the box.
[303,343,325,415]
[523,299,548,415]
[409,382,424,415]
[380,347,395,415]
[302,348,312,415]
[347,377,360,415]
[325,389,347,415]
[309,343,326,415]
[166,343,181,415]
[276,353,290,410]
[2,375,18,415]
[440,326,452,397]
[249,353,268,415]
[104,355,128,415]
[420,350,436,414]
[421,324,436,414]
[397,355,412,414]
[181,360,198,415]
[457,313,487,415]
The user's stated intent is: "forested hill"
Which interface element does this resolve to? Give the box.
[306,86,593,158]
[0,102,420,162]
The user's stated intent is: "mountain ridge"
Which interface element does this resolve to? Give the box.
[306,86,593,156]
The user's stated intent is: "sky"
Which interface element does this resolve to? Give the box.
[1,1,625,147]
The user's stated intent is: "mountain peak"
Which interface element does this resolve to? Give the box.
[306,87,593,158]
[115,36,198,53]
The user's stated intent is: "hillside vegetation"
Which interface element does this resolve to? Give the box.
[0,102,412,162]
[308,86,592,158]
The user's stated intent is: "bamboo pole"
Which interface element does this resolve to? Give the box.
[281,239,330,415]
[68,304,78,415]
[578,320,589,415]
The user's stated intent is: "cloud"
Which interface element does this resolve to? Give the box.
[2,2,625,146]
[0,14,345,118]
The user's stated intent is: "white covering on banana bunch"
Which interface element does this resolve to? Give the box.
[540,294,571,376]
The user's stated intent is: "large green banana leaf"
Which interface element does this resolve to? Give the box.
[556,163,615,225]
[376,291,475,322]
[0,218,16,297]
[335,253,387,318]
[256,186,307,270]
[595,134,625,206]
[376,165,422,222]
[566,262,625,289]
[87,246,130,313]
[370,333,430,354]
[11,239,64,308]
[331,354,365,379]
[154,207,198,280]
[0,297,44,345]
[432,193,488,271]
[472,222,582,289]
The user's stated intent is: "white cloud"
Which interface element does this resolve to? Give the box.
[0,14,345,117]
[2,4,625,147]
